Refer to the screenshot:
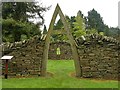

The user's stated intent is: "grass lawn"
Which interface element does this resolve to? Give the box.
[2,60,119,88]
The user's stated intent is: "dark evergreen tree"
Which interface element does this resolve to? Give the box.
[2,2,50,24]
[70,16,76,28]
[2,2,50,42]
[87,9,105,33]
[104,25,109,36]
[53,19,63,30]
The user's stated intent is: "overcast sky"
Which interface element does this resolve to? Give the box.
[39,0,119,29]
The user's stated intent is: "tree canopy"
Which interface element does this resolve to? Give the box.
[86,9,105,33]
[72,11,86,38]
[2,2,119,42]
[2,2,50,42]
[2,2,50,24]
[52,8,119,40]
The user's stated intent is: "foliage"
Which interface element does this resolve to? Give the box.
[51,16,70,42]
[108,27,120,36]
[87,9,105,33]
[69,16,76,28]
[52,10,108,41]
[99,32,104,35]
[2,2,49,42]
[51,7,119,41]
[86,28,98,34]
[53,19,63,30]
[2,18,41,42]
[103,25,109,36]
[2,2,50,24]
[72,11,86,38]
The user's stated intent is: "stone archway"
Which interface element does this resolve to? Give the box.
[41,4,81,77]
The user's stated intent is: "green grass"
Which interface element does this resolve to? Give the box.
[2,60,119,88]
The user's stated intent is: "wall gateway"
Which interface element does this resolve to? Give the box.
[41,4,81,77]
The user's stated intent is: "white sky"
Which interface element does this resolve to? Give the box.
[39,0,119,29]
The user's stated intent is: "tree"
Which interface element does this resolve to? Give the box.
[2,2,49,42]
[87,9,105,33]
[108,27,120,37]
[72,11,86,38]
[52,15,70,42]
[70,16,76,28]
[2,18,41,42]
[2,2,50,24]
[86,28,98,35]
[53,18,63,30]
[103,25,109,36]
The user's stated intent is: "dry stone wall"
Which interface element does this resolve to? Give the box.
[76,34,120,80]
[1,34,120,80]
[2,36,45,76]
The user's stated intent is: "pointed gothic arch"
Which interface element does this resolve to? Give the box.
[41,4,81,77]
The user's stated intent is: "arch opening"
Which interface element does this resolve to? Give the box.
[41,4,82,77]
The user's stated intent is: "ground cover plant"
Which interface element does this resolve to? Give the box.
[2,60,118,88]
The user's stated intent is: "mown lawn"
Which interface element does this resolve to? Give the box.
[2,60,119,88]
